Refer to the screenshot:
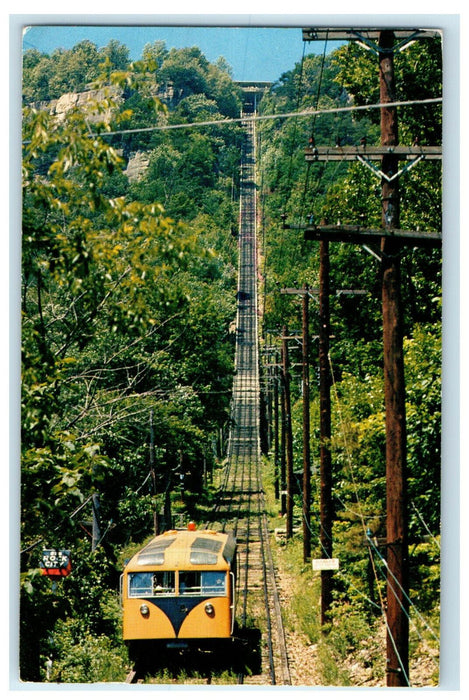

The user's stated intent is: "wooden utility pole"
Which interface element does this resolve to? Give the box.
[302,28,441,680]
[282,327,294,538]
[280,368,287,516]
[379,29,409,687]
[262,343,281,499]
[280,285,366,573]
[267,351,273,452]
[280,287,313,561]
[150,409,158,535]
[319,241,333,623]
[274,365,280,500]
[302,286,312,562]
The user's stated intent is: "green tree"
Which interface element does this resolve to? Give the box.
[331,38,442,145]
[142,39,168,68]
[257,38,442,641]
[21,54,239,679]
[22,51,54,103]
[98,39,130,71]
[158,46,210,102]
[21,64,197,674]
[47,41,101,97]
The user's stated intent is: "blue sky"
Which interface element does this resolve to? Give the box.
[22,24,342,83]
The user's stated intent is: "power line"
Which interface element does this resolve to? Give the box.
[410,500,440,549]
[20,494,95,555]
[85,97,441,139]
[282,40,307,221]
[293,37,329,251]
[368,536,440,645]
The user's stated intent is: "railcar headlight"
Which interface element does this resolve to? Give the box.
[140,604,150,616]
[205,603,215,617]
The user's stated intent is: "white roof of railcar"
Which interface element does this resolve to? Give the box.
[125,528,236,570]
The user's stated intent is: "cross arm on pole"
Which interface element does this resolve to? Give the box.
[302,27,441,53]
[304,224,442,248]
[280,287,319,297]
[305,145,441,163]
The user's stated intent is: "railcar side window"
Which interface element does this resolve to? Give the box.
[128,572,152,596]
[128,571,175,597]
[201,571,226,595]
[179,571,226,596]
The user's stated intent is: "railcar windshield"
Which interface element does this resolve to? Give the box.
[128,571,175,597]
[179,570,226,596]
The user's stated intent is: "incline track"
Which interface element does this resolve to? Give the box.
[209,115,291,685]
[128,115,291,686]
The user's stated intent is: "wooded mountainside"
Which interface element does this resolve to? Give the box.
[20,36,442,683]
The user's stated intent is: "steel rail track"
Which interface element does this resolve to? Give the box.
[213,116,291,685]
[129,114,291,686]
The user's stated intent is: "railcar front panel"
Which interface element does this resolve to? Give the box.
[122,528,236,646]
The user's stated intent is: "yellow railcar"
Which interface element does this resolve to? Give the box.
[121,525,237,651]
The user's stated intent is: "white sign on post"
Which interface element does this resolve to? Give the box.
[312,558,340,571]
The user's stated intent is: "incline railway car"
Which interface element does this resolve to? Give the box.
[121,525,237,652]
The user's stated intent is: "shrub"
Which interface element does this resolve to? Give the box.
[44,618,129,683]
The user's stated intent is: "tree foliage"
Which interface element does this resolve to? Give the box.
[20,33,442,683]
[257,37,442,627]
[22,40,130,103]
[21,50,240,681]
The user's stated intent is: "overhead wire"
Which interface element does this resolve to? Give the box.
[22,53,441,674]
[24,97,441,144]
[20,494,95,555]
[368,537,440,645]
[326,351,439,672]
[22,373,214,556]
[301,36,357,229]
[281,40,307,222]
[304,488,388,623]
[410,500,440,549]
[307,482,412,688]
[278,37,438,673]
[262,323,438,671]
[258,41,307,346]
[297,32,329,228]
